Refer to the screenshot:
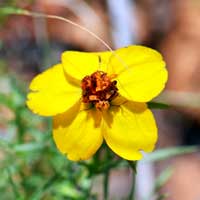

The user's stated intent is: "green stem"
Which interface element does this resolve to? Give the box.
[128,161,137,200]
[104,170,109,200]
[30,173,60,200]
[128,173,136,200]
[15,109,24,142]
[7,168,23,199]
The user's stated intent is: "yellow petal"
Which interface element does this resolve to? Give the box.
[93,51,113,72]
[102,101,157,160]
[53,105,103,161]
[26,64,81,116]
[108,45,163,74]
[111,95,127,106]
[62,51,112,80]
[108,45,168,102]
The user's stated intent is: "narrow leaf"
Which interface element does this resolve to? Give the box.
[143,146,199,162]
[154,167,173,191]
[0,7,29,16]
[13,143,44,153]
[148,102,169,109]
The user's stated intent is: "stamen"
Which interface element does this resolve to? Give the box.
[81,71,118,110]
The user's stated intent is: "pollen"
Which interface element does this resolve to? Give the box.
[81,71,118,110]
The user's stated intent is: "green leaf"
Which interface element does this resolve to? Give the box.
[13,143,45,153]
[0,7,29,16]
[143,146,199,162]
[30,173,60,200]
[148,102,169,109]
[6,167,24,199]
[0,93,14,109]
[145,167,172,200]
[0,140,13,154]
[154,167,173,192]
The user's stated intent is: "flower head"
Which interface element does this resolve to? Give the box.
[26,45,168,161]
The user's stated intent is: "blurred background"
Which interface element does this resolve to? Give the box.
[0,0,200,199]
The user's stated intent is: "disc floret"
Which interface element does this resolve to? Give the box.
[81,71,118,110]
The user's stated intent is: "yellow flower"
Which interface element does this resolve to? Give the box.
[26,45,168,161]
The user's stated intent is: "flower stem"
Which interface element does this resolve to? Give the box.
[128,173,136,200]
[103,170,109,200]
[128,161,137,200]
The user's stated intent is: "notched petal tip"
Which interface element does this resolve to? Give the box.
[103,101,158,161]
[26,64,82,117]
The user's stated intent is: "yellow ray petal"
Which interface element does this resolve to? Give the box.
[108,45,163,74]
[53,105,103,161]
[108,45,168,102]
[26,64,81,116]
[62,51,112,80]
[102,101,157,160]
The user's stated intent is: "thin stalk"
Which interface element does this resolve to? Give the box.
[15,107,25,142]
[103,145,111,200]
[103,170,109,200]
[6,168,23,199]
[1,7,133,73]
[128,161,137,200]
[128,173,136,200]
[15,10,113,52]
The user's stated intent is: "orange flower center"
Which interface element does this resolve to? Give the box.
[81,71,118,110]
